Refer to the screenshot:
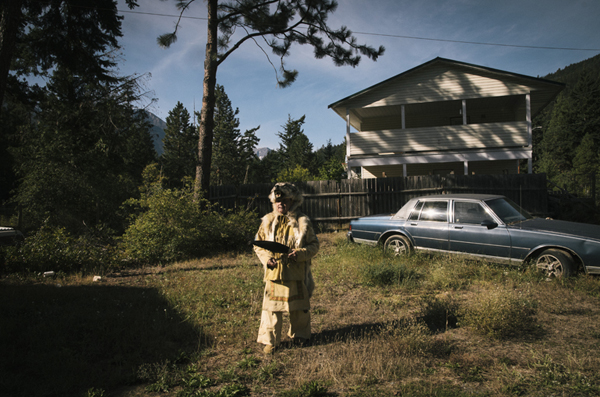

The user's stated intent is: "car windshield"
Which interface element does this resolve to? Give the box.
[485,198,532,224]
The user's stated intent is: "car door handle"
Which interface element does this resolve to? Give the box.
[410,222,418,226]
[454,226,463,229]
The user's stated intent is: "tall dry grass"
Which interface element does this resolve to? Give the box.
[2,232,600,396]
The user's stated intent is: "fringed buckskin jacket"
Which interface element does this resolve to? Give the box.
[254,209,319,298]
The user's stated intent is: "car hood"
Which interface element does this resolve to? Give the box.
[512,218,600,241]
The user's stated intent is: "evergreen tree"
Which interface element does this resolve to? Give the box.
[252,150,284,184]
[211,85,260,185]
[161,102,198,187]
[239,127,261,184]
[572,133,599,197]
[158,0,384,197]
[0,0,139,118]
[536,71,600,193]
[11,67,155,233]
[277,115,313,173]
[313,139,346,179]
[0,0,149,233]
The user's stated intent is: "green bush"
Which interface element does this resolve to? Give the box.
[360,260,420,286]
[1,225,118,274]
[459,288,538,340]
[121,187,259,265]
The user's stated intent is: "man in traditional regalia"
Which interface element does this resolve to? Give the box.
[254,182,320,354]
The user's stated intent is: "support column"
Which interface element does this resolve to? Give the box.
[346,108,351,179]
[526,93,532,174]
[403,163,407,177]
[462,100,467,125]
[464,161,469,175]
[526,93,532,147]
[401,105,406,129]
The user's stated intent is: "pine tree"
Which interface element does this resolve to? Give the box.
[158,0,384,197]
[537,71,600,193]
[277,115,313,172]
[161,102,198,187]
[0,0,139,118]
[211,85,260,185]
[12,67,155,233]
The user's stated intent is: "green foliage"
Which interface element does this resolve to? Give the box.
[1,225,118,274]
[277,115,314,174]
[211,85,260,186]
[360,260,420,287]
[249,150,283,184]
[84,388,106,397]
[459,288,538,340]
[1,0,150,233]
[161,102,198,187]
[9,67,156,234]
[536,67,600,198]
[317,157,346,181]
[121,184,259,265]
[279,381,332,397]
[314,140,347,180]
[276,165,314,183]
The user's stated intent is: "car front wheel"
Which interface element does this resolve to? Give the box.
[535,248,574,278]
[383,235,412,256]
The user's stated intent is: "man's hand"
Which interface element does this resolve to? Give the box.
[288,249,298,262]
[267,258,277,269]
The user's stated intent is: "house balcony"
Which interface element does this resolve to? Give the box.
[348,121,530,158]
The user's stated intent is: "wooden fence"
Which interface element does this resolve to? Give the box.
[209,174,549,229]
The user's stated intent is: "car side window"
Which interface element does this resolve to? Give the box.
[419,201,448,222]
[408,201,424,221]
[454,201,495,225]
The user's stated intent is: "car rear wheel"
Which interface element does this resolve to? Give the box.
[535,248,574,278]
[383,235,412,256]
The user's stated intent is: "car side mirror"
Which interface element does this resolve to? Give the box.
[481,220,498,230]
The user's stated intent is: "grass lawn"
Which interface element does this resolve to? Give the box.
[2,232,600,397]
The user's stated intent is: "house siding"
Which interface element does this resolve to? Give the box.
[343,64,534,110]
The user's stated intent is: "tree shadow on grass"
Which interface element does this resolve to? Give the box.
[0,283,206,397]
[310,322,387,346]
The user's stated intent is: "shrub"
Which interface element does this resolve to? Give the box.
[121,186,259,265]
[417,294,459,333]
[279,380,332,397]
[459,288,538,340]
[1,225,118,274]
[360,260,420,287]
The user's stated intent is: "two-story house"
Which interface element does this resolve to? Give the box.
[328,57,564,178]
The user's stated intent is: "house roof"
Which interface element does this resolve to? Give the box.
[328,57,565,129]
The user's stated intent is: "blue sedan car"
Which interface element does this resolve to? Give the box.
[347,194,600,278]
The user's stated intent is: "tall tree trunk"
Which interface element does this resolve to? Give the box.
[0,0,24,120]
[195,0,218,200]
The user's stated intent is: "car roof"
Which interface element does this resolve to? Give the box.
[394,194,507,219]
[412,194,505,201]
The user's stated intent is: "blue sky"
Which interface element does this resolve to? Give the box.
[117,0,600,150]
